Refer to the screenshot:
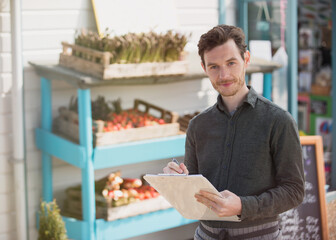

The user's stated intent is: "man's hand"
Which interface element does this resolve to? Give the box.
[163,161,189,174]
[195,190,242,217]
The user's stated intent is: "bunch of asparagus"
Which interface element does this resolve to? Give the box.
[74,29,189,64]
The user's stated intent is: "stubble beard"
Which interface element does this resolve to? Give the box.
[214,75,245,97]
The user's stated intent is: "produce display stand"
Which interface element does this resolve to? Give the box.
[31,61,203,240]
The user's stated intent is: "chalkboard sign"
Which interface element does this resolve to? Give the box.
[280,136,328,239]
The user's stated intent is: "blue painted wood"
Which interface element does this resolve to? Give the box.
[239,0,248,41]
[331,0,336,189]
[63,209,196,240]
[286,0,298,122]
[77,89,95,240]
[63,216,85,240]
[95,208,196,240]
[41,77,53,202]
[93,135,186,169]
[35,128,86,168]
[41,77,52,131]
[218,0,225,24]
[263,73,272,100]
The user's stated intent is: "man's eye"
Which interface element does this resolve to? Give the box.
[228,62,235,66]
[209,65,218,69]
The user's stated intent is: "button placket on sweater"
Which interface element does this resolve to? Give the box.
[221,109,240,188]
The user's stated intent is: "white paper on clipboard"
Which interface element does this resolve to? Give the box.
[143,174,241,221]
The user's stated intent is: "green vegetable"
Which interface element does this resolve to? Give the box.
[74,29,190,63]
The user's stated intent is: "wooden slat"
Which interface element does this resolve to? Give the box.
[54,99,180,146]
[59,42,188,79]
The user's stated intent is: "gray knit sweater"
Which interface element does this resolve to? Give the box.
[184,87,305,228]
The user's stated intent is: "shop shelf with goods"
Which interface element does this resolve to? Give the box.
[296,0,332,138]
[31,62,207,240]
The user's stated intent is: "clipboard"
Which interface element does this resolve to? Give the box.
[143,174,241,221]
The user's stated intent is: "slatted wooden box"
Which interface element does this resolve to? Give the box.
[59,42,188,79]
[177,111,200,132]
[53,99,180,147]
[311,84,331,96]
[62,186,171,221]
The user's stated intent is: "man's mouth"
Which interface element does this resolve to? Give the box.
[219,81,234,87]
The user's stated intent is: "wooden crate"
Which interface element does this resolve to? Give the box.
[53,99,180,146]
[311,84,331,96]
[59,42,188,79]
[177,111,200,132]
[62,186,171,221]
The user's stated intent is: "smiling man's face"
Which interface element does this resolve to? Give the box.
[202,39,250,97]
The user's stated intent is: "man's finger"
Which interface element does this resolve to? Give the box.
[195,193,219,212]
[180,163,189,174]
[199,190,223,201]
[167,162,183,173]
[163,166,180,174]
[195,193,213,206]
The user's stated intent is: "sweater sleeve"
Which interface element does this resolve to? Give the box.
[184,119,199,175]
[240,111,305,221]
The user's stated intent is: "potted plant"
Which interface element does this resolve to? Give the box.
[38,199,67,240]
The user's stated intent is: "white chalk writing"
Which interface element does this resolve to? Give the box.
[302,193,317,204]
[305,181,313,191]
[280,145,321,239]
[305,216,320,240]
[280,208,304,239]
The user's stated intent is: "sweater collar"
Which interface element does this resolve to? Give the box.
[216,86,258,112]
[244,86,258,108]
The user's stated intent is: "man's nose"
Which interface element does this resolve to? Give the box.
[219,67,229,79]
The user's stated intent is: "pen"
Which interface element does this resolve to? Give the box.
[172,158,185,174]
[172,158,179,165]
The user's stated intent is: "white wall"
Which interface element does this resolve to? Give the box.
[0,0,15,239]
[0,0,237,239]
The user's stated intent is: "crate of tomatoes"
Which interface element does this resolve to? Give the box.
[62,171,171,221]
[53,97,180,146]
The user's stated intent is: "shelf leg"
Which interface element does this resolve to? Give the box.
[286,0,298,122]
[331,0,336,190]
[263,73,272,101]
[78,89,95,240]
[41,77,53,202]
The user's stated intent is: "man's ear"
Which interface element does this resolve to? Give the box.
[244,50,251,65]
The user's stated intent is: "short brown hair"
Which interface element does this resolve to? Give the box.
[198,25,247,66]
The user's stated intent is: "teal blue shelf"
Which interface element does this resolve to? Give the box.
[64,208,197,240]
[35,128,186,169]
[93,134,186,169]
[35,128,86,168]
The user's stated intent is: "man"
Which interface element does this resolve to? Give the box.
[163,25,305,239]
